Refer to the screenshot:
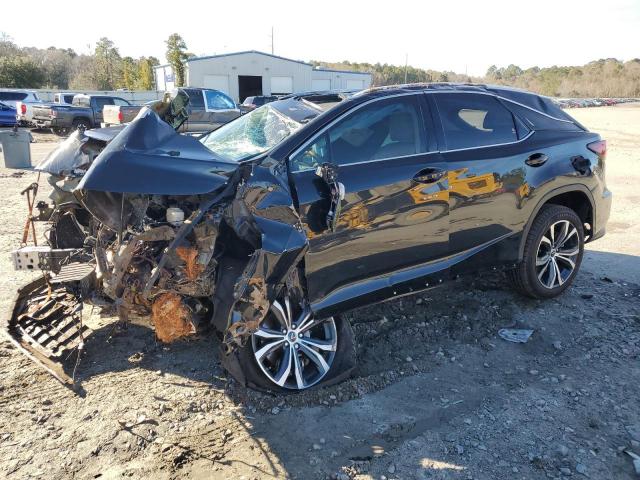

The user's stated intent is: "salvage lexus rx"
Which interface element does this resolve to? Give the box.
[9,84,611,392]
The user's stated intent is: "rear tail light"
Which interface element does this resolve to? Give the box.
[118,111,123,122]
[20,104,26,115]
[587,140,606,158]
[51,109,57,118]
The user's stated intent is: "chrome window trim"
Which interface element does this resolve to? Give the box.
[438,129,534,153]
[426,89,576,124]
[287,88,561,174]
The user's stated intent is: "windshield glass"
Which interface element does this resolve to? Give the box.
[200,104,302,162]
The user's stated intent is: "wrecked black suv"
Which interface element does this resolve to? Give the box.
[9,84,611,392]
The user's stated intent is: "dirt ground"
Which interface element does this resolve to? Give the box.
[0,105,638,480]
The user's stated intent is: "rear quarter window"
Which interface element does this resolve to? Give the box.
[0,92,27,101]
[502,101,584,132]
[434,93,518,150]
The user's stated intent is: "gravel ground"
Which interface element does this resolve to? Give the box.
[0,105,638,480]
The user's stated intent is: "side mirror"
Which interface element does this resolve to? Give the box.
[315,163,344,232]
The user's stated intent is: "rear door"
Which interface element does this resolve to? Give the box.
[431,92,533,271]
[288,94,449,308]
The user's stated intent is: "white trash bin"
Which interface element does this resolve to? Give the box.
[0,129,33,169]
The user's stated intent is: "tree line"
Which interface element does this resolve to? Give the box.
[0,33,191,91]
[1,31,639,98]
[312,58,640,98]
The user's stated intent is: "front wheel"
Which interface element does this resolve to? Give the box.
[511,205,584,298]
[236,295,355,392]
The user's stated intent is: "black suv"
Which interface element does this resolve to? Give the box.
[11,84,611,393]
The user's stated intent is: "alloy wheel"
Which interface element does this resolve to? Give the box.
[251,297,337,390]
[535,220,580,289]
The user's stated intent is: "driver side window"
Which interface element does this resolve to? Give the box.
[290,95,426,172]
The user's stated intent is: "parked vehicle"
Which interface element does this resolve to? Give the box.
[16,92,78,127]
[103,88,240,132]
[7,84,611,393]
[240,95,278,113]
[32,94,131,136]
[0,90,40,110]
[0,101,17,126]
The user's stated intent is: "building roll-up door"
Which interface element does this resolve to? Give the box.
[346,79,365,90]
[312,79,331,91]
[271,76,293,95]
[203,75,230,95]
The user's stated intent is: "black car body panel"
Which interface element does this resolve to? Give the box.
[77,109,238,195]
[7,83,612,390]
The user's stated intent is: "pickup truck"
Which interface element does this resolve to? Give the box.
[103,88,240,132]
[17,92,77,127]
[32,94,131,136]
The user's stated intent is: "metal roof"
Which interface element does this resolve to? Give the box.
[312,67,372,76]
[185,50,312,66]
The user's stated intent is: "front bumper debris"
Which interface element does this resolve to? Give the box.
[5,263,95,391]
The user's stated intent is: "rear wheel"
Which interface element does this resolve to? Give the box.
[511,205,584,298]
[236,293,355,392]
[72,118,90,132]
[52,127,69,136]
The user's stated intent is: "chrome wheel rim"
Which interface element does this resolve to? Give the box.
[251,297,337,390]
[536,220,580,289]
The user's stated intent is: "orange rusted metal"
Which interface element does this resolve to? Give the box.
[175,246,203,281]
[151,292,196,342]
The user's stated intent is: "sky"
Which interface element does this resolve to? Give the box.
[1,0,639,76]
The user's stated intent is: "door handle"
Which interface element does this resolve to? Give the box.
[525,153,548,167]
[413,168,445,184]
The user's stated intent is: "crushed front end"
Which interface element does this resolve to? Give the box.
[6,106,311,390]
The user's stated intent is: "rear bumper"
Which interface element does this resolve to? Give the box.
[33,119,58,128]
[589,188,612,242]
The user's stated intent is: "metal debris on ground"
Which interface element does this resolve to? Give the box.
[6,275,91,390]
[498,328,534,343]
[624,449,640,476]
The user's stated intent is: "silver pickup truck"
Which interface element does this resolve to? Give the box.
[103,88,240,132]
[16,93,77,127]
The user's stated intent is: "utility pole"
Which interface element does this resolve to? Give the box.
[271,27,274,55]
[404,53,408,83]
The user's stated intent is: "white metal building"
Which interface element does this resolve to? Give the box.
[154,50,372,102]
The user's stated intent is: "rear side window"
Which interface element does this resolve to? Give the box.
[113,98,130,106]
[93,97,114,110]
[63,95,75,104]
[435,93,518,150]
[0,92,27,101]
[184,89,205,109]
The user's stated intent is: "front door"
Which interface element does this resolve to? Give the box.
[288,94,449,311]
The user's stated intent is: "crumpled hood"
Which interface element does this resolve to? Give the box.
[77,108,239,195]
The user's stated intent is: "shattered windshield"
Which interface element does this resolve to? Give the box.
[200,104,303,162]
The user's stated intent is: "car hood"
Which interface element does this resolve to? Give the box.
[77,108,240,195]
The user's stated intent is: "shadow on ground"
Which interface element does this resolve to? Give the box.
[32,250,640,479]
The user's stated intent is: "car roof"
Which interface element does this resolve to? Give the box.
[347,82,580,126]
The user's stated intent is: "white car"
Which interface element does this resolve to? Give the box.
[0,90,40,110]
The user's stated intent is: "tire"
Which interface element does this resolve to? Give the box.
[510,204,584,299]
[52,127,69,136]
[235,295,356,393]
[72,118,91,132]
